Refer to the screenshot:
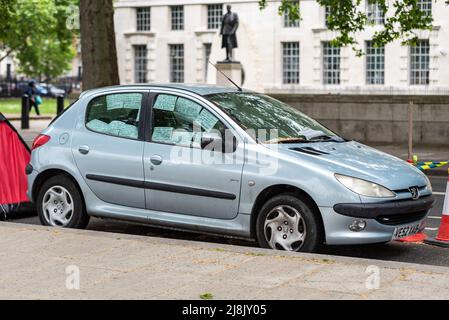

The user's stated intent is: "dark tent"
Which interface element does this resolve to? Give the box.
[0,113,31,218]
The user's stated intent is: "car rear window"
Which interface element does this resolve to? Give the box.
[85,93,143,140]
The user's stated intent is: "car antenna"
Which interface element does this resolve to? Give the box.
[208,60,242,92]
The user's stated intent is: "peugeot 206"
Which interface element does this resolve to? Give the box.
[26,84,434,252]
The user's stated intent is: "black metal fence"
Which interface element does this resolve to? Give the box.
[0,78,23,97]
[20,94,65,129]
[0,76,81,98]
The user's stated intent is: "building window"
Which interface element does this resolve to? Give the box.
[134,45,148,83]
[283,1,300,28]
[204,43,212,82]
[323,42,340,85]
[6,63,12,81]
[171,5,184,30]
[170,44,184,83]
[136,7,151,31]
[418,0,432,16]
[282,42,300,84]
[410,40,430,85]
[207,4,223,29]
[77,66,82,82]
[367,1,384,25]
[366,41,385,84]
[324,5,332,27]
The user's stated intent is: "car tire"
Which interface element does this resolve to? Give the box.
[255,193,324,253]
[37,175,89,229]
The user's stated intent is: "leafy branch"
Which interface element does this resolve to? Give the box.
[259,0,445,55]
[0,0,78,79]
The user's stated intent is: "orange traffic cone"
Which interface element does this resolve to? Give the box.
[425,170,449,248]
[396,231,426,243]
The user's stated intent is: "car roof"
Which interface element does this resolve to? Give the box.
[80,83,245,99]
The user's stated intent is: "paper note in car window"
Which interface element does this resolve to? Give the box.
[172,130,194,146]
[175,98,202,120]
[195,109,219,131]
[107,121,138,139]
[152,127,173,143]
[107,93,142,110]
[154,95,176,111]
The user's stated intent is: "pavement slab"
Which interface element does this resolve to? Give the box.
[1,222,449,300]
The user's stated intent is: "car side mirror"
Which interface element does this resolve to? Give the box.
[201,132,223,151]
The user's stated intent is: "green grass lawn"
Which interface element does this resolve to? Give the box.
[0,98,72,115]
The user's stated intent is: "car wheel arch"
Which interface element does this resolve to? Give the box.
[249,184,324,239]
[32,169,86,208]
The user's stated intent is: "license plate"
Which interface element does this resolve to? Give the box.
[392,223,421,240]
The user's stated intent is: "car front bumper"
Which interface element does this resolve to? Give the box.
[320,196,435,245]
[333,196,434,220]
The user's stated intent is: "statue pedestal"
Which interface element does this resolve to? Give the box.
[216,62,243,88]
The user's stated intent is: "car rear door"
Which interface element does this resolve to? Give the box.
[72,90,149,209]
[143,90,245,220]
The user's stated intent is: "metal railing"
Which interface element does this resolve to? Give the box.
[20,95,65,130]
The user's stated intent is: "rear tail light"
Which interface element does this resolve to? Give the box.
[32,134,51,151]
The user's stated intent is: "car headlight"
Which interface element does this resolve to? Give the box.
[335,174,396,198]
[424,174,433,192]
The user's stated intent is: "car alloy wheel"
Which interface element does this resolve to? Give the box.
[42,186,74,227]
[263,205,307,251]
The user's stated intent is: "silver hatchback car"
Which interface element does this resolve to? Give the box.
[27,84,434,252]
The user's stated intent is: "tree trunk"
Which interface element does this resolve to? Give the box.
[0,49,13,63]
[79,0,120,90]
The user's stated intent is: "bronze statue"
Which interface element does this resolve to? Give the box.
[220,5,239,62]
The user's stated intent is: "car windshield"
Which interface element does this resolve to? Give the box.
[206,92,342,144]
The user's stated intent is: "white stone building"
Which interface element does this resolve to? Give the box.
[114,0,449,94]
[0,54,16,81]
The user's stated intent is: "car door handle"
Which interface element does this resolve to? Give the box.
[78,145,90,155]
[150,155,163,166]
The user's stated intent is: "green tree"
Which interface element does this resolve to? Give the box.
[259,0,449,55]
[0,0,77,80]
[0,0,18,62]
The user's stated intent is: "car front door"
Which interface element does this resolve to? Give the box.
[72,91,148,209]
[143,91,245,220]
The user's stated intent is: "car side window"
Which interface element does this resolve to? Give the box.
[151,94,226,148]
[86,93,143,140]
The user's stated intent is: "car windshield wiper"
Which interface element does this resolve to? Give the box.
[263,135,345,145]
[307,135,345,143]
[263,137,309,144]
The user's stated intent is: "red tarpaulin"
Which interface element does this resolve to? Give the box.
[0,113,30,206]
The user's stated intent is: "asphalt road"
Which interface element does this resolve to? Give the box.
[5,176,449,267]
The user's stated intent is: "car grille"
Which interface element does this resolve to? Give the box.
[394,186,427,197]
[376,210,428,226]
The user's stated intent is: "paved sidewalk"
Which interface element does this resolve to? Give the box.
[1,222,449,300]
[9,118,51,146]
